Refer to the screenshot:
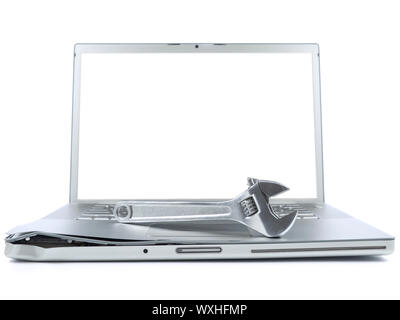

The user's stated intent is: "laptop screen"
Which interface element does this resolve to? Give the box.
[77,51,317,200]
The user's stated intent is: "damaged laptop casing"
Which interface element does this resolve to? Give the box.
[5,43,394,261]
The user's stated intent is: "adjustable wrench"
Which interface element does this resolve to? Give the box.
[113,178,298,237]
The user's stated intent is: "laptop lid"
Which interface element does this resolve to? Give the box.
[70,43,324,204]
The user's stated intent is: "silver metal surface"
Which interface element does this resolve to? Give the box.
[5,203,394,244]
[76,203,318,221]
[69,43,325,205]
[5,239,394,261]
[113,178,298,237]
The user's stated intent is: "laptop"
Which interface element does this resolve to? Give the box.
[5,43,394,261]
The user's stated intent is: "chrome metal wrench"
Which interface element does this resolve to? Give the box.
[113,178,298,237]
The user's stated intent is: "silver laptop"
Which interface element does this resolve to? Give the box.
[5,43,394,261]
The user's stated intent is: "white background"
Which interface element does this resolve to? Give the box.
[78,52,317,199]
[0,0,399,299]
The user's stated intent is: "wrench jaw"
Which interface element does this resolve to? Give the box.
[247,177,289,199]
[239,178,298,237]
[242,206,298,238]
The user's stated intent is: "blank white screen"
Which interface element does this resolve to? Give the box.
[78,52,317,199]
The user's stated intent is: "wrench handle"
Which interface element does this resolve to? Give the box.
[114,201,232,223]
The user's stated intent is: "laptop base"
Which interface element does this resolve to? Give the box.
[5,239,393,261]
[5,203,395,261]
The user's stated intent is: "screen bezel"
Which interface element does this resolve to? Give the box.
[69,43,324,204]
